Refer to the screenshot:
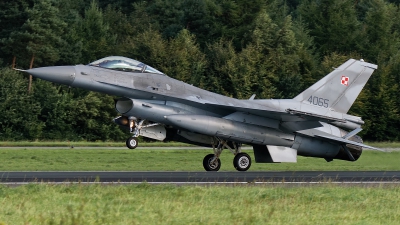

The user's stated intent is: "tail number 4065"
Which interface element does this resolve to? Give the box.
[307,96,329,108]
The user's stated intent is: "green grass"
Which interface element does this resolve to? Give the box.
[0,141,398,148]
[0,148,399,171]
[364,141,400,148]
[0,184,400,225]
[0,141,194,147]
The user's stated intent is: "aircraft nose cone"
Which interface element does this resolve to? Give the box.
[26,66,76,86]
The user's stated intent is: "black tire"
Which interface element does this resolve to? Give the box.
[203,154,221,171]
[126,137,138,149]
[233,153,251,171]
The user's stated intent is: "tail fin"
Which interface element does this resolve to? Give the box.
[294,59,377,113]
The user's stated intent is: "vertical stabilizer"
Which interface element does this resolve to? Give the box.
[294,59,377,113]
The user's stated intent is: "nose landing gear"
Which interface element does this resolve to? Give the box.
[125,117,159,149]
[125,117,142,149]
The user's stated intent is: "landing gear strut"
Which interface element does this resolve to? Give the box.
[125,117,159,149]
[202,137,251,172]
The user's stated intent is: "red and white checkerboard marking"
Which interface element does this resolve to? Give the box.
[341,76,349,86]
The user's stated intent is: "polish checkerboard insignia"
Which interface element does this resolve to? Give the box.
[341,76,349,86]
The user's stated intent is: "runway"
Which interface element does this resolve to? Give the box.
[1,171,400,184]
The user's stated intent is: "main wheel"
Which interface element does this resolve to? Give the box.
[203,154,221,171]
[126,137,138,149]
[233,153,251,171]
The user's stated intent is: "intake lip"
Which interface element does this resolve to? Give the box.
[115,98,134,114]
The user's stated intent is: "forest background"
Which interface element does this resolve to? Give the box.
[0,0,399,142]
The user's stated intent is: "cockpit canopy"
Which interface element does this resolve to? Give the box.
[89,56,164,75]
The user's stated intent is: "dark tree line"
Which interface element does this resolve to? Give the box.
[0,0,399,141]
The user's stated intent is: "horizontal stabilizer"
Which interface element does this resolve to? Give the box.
[315,134,385,151]
[286,109,345,123]
[342,128,363,140]
[266,145,297,162]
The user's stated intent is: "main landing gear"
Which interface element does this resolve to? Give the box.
[202,137,251,172]
[203,154,221,171]
[233,152,252,171]
[126,117,159,149]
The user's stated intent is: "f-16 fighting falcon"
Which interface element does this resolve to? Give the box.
[17,56,382,171]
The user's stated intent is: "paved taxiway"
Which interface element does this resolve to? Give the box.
[1,171,400,184]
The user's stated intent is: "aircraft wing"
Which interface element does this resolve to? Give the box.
[203,102,344,123]
[314,134,385,151]
[98,78,344,131]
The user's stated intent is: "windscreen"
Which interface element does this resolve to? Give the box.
[89,56,164,75]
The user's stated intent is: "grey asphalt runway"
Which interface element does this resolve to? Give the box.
[1,171,400,183]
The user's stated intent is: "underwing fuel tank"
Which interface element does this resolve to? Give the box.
[165,115,294,146]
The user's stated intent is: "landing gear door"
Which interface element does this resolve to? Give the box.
[140,125,166,141]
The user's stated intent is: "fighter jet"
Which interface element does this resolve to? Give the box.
[17,56,382,171]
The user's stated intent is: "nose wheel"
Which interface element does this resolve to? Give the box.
[126,137,138,149]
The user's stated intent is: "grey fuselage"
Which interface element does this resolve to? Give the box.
[24,58,378,162]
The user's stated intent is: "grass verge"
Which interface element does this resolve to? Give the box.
[0,184,399,225]
[0,141,195,147]
[0,148,399,171]
[0,141,399,148]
